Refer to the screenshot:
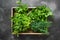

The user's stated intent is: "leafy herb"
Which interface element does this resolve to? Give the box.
[12,13,31,33]
[29,5,53,22]
[30,21,52,33]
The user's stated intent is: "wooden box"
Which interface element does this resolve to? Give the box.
[11,7,49,35]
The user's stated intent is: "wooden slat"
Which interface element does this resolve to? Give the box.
[12,33,49,35]
[11,7,13,33]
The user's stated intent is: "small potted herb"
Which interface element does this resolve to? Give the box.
[11,0,53,36]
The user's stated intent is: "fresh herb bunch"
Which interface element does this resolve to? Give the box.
[29,5,53,22]
[12,13,31,34]
[30,21,52,33]
[37,5,53,21]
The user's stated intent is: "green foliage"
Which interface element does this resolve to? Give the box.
[15,4,28,14]
[29,5,53,33]
[37,5,53,17]
[29,5,53,21]
[12,13,31,34]
[30,21,52,33]
[15,0,28,14]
